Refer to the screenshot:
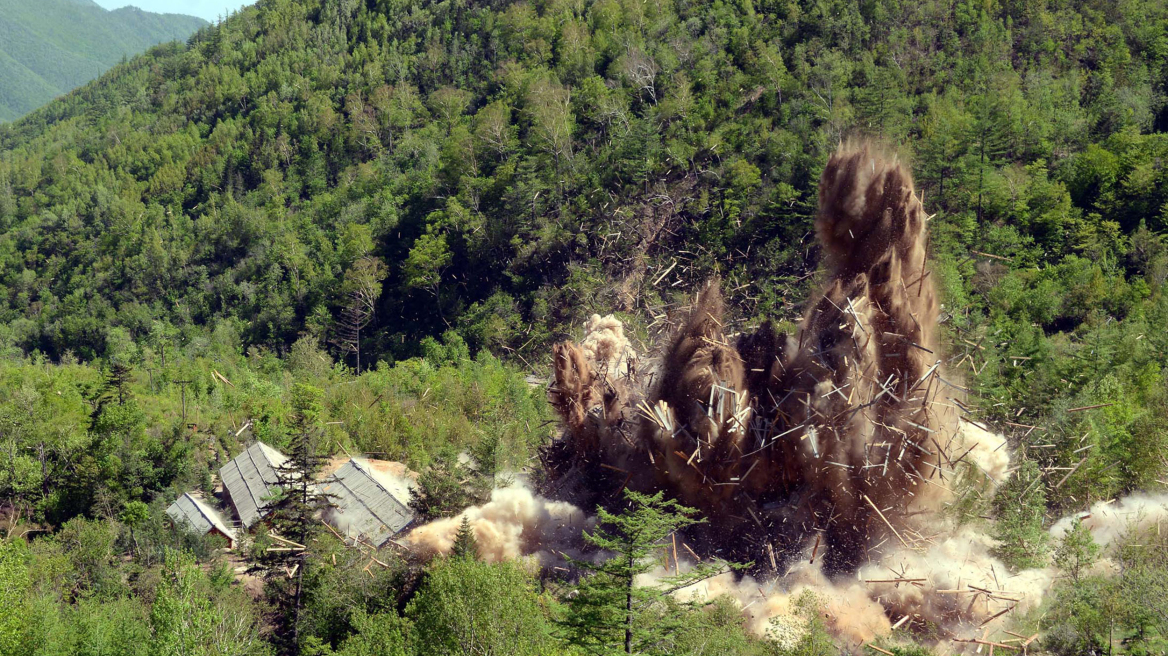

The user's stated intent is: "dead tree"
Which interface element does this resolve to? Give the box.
[333,256,387,373]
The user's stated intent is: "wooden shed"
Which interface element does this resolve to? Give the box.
[318,457,415,547]
[219,441,288,528]
[166,492,237,548]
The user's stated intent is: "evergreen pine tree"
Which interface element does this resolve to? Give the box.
[106,362,133,406]
[561,490,735,655]
[409,450,491,520]
[450,516,479,560]
[261,383,333,656]
[91,361,134,423]
[1054,518,1100,584]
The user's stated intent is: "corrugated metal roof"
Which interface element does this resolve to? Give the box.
[320,458,415,547]
[219,441,288,528]
[166,493,236,543]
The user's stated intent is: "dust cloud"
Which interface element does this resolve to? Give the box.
[403,142,1167,651]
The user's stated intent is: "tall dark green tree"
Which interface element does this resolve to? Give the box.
[449,517,479,561]
[561,491,735,656]
[409,450,491,521]
[1053,518,1100,584]
[262,383,332,656]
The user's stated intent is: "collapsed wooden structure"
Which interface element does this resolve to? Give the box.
[165,491,237,548]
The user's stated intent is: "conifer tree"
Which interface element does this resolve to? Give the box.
[261,383,333,655]
[561,490,735,655]
[1054,518,1100,584]
[91,361,134,424]
[450,517,478,561]
[409,450,491,520]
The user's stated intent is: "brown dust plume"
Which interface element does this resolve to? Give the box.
[545,141,961,574]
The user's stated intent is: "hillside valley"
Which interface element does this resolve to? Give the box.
[0,0,1167,654]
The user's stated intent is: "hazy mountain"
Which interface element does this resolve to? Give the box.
[0,0,206,120]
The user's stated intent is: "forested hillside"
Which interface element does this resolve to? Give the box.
[0,0,207,121]
[3,0,1167,506]
[1,0,1168,654]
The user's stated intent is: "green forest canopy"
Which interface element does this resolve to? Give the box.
[0,0,1161,363]
[0,0,1163,521]
[0,0,1164,508]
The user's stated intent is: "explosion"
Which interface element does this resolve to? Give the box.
[546,141,971,574]
[405,482,593,564]
[403,142,1168,650]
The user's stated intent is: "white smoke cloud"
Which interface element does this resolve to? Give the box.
[579,313,637,379]
[402,476,1168,651]
[1049,493,1168,547]
[403,481,592,563]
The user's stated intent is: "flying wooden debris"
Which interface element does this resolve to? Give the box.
[1067,403,1113,413]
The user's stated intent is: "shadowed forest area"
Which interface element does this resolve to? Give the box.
[1,0,1168,654]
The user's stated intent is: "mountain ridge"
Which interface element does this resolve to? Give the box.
[0,0,207,120]
[0,0,1167,652]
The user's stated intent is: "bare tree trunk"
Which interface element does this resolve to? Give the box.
[625,555,634,654]
[38,442,47,500]
[292,560,303,655]
[977,136,985,223]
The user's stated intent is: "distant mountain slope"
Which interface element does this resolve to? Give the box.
[0,0,206,120]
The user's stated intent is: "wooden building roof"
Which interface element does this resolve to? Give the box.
[166,492,236,546]
[219,441,287,528]
[319,457,415,547]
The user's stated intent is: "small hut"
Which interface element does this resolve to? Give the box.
[219,441,288,528]
[319,457,415,547]
[166,492,237,548]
